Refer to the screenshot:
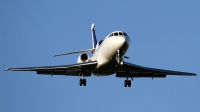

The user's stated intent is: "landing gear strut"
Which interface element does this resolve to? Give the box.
[79,70,86,86]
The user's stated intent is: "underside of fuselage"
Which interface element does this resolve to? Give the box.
[92,60,119,76]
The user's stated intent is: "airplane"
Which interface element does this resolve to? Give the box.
[5,24,197,87]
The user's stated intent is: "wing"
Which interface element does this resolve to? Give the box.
[116,61,197,78]
[5,61,97,76]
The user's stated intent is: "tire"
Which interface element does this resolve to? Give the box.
[128,80,131,87]
[124,80,127,87]
[79,79,82,86]
[83,79,86,86]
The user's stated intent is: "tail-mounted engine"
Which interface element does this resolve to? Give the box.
[77,53,90,63]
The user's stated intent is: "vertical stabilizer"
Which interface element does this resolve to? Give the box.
[91,23,97,49]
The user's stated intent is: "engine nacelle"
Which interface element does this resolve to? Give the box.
[77,53,90,63]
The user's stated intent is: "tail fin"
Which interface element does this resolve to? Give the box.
[91,23,97,49]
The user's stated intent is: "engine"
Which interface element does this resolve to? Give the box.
[77,53,90,63]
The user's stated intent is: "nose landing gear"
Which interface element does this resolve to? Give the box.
[116,50,124,68]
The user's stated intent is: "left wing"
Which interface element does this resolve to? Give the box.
[116,62,197,78]
[5,61,97,76]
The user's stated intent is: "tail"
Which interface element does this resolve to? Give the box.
[53,24,97,57]
[91,23,97,50]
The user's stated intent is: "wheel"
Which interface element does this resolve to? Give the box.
[128,80,131,87]
[79,79,82,86]
[83,79,86,86]
[124,80,127,87]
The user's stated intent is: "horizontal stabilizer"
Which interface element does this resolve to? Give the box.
[54,49,94,57]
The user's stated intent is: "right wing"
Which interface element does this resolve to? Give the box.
[5,61,97,76]
[116,61,196,78]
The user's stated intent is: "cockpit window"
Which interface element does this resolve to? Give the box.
[114,32,118,36]
[109,33,113,37]
[119,32,123,36]
[123,33,127,36]
[108,32,128,38]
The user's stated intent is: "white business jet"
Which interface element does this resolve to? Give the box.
[5,24,196,87]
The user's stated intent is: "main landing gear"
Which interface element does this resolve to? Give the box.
[79,79,86,86]
[79,70,86,86]
[124,70,133,87]
[124,80,131,87]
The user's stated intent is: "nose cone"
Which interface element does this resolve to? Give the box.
[109,36,130,55]
[125,35,130,44]
[116,36,125,45]
[115,36,130,48]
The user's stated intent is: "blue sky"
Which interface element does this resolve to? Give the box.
[1,0,200,112]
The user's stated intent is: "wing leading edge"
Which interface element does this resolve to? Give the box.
[5,61,98,76]
[116,62,197,78]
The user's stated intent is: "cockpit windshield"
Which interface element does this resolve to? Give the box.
[114,32,118,36]
[108,31,128,37]
[123,32,127,36]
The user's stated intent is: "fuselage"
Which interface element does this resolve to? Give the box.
[91,31,130,75]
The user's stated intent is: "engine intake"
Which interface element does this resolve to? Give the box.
[80,53,88,61]
[77,53,89,63]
